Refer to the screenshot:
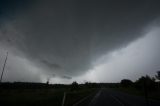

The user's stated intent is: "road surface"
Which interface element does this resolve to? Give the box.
[75,88,160,106]
[88,88,160,106]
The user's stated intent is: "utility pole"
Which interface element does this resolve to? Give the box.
[144,77,149,106]
[0,52,8,83]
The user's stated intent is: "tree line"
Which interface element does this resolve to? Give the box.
[120,71,160,91]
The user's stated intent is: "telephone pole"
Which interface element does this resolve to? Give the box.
[0,52,8,83]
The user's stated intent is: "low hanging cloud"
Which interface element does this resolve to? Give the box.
[76,27,160,83]
[61,75,72,80]
[0,0,160,82]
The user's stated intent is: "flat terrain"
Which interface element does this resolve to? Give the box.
[0,88,97,106]
[1,86,160,106]
[86,88,160,106]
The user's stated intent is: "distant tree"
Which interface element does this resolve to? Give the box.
[155,71,160,89]
[71,81,79,91]
[46,78,50,85]
[84,82,90,88]
[120,79,133,87]
[135,75,156,91]
[84,82,100,88]
[155,71,160,81]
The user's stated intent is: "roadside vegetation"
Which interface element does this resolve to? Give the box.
[114,71,160,100]
[0,81,99,106]
[0,71,160,106]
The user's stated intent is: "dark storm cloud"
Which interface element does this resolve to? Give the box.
[41,60,62,69]
[61,75,72,80]
[1,0,160,77]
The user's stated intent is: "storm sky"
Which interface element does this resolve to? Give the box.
[0,0,160,83]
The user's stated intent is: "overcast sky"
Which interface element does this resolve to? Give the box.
[0,0,160,84]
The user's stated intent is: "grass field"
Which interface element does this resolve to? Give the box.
[64,88,98,106]
[0,87,98,106]
[0,88,65,106]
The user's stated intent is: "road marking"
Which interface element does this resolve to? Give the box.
[110,95,125,106]
[62,92,66,106]
[89,89,102,106]
[72,93,93,106]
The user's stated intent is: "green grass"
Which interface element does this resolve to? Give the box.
[148,90,160,100]
[0,88,65,106]
[0,88,98,106]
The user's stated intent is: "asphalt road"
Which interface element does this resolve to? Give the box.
[86,88,160,106]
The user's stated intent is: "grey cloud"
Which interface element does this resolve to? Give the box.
[61,75,72,80]
[41,60,62,69]
[47,74,72,80]
[1,0,160,79]
[0,50,42,82]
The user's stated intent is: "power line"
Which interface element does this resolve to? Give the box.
[0,52,8,83]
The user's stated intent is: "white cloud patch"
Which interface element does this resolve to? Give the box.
[74,27,160,83]
[0,46,43,82]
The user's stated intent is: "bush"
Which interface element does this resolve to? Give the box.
[71,81,79,91]
[120,79,133,87]
[135,75,156,91]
